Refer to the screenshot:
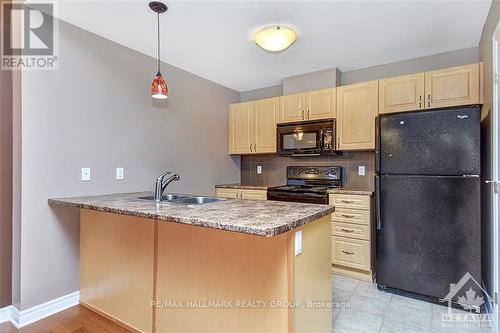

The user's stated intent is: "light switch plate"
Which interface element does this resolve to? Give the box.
[257,165,262,174]
[81,168,91,181]
[294,231,302,256]
[116,168,124,180]
[358,165,366,176]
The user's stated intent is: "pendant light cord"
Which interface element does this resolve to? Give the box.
[157,12,161,75]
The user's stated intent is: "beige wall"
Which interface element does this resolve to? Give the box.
[478,0,499,296]
[341,47,479,85]
[0,53,13,308]
[16,20,240,309]
[241,153,375,191]
[240,85,283,102]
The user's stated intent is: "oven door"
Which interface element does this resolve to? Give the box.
[278,123,323,155]
[267,190,328,204]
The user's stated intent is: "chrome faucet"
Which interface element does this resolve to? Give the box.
[154,171,180,202]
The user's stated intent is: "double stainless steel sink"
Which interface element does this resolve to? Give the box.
[138,194,225,205]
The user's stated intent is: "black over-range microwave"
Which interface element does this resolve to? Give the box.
[277,119,336,156]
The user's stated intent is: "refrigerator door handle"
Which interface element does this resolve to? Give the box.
[376,175,381,230]
[375,116,381,173]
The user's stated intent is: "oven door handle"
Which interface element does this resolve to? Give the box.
[291,153,321,157]
[267,191,326,198]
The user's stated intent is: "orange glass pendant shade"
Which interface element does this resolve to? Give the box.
[149,2,169,100]
[151,72,168,99]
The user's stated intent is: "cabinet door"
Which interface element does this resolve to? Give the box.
[229,102,253,154]
[331,236,370,271]
[253,97,278,153]
[307,88,336,120]
[379,73,424,114]
[279,93,306,123]
[240,189,267,200]
[216,188,240,199]
[424,63,479,109]
[336,81,379,150]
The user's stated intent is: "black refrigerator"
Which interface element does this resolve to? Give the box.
[375,106,481,301]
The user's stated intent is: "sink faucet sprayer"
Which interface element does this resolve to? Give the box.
[154,171,180,202]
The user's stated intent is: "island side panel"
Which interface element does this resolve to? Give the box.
[80,209,155,333]
[155,221,290,333]
[293,215,332,333]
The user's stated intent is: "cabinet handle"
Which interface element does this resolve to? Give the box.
[254,143,257,152]
[341,228,355,233]
[427,94,431,107]
[341,200,354,203]
[342,250,355,255]
[249,144,252,152]
[307,109,310,119]
[301,110,304,120]
[341,214,355,218]
[419,95,422,108]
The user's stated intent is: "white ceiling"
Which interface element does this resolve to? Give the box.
[49,0,491,92]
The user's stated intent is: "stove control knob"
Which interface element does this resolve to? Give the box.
[323,169,330,176]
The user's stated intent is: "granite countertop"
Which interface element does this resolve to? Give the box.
[48,192,334,237]
[215,183,275,190]
[327,188,374,196]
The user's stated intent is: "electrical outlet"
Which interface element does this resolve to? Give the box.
[294,231,302,256]
[116,168,124,180]
[257,165,262,174]
[358,165,366,176]
[81,168,91,181]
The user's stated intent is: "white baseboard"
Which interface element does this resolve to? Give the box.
[0,291,79,328]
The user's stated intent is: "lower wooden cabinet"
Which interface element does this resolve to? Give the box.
[216,188,267,200]
[331,236,370,271]
[329,193,373,281]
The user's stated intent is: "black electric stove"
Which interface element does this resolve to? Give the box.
[267,166,342,204]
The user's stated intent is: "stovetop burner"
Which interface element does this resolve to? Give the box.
[267,166,343,204]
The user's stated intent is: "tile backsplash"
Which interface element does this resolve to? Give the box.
[241,152,375,190]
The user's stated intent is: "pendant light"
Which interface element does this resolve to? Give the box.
[149,1,168,99]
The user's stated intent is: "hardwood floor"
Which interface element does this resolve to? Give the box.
[0,305,132,333]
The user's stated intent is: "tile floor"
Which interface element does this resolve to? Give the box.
[332,274,493,333]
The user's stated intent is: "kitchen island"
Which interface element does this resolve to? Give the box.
[49,192,334,333]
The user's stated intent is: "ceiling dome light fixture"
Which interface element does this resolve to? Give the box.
[149,1,168,99]
[253,25,297,53]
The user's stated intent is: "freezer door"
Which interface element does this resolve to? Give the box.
[379,107,480,175]
[376,175,480,300]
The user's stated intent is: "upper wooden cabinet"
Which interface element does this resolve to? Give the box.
[379,64,481,114]
[279,93,306,123]
[336,81,379,150]
[307,88,336,120]
[253,97,279,153]
[229,97,278,155]
[425,63,480,109]
[278,88,336,123]
[229,102,253,154]
[379,73,425,114]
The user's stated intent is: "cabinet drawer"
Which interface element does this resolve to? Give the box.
[331,236,370,271]
[329,194,370,210]
[331,208,370,226]
[331,222,370,240]
[240,189,267,200]
[216,188,239,199]
[216,188,267,200]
